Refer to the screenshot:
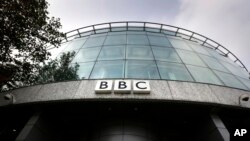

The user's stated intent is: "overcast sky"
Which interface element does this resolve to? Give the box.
[48,0,250,70]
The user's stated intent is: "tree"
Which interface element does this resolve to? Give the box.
[0,0,65,91]
[35,52,79,84]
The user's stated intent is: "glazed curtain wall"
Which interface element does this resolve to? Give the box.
[49,31,250,91]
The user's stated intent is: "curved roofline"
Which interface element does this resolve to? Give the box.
[50,21,249,74]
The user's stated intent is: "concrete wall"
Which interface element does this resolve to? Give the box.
[1,80,250,108]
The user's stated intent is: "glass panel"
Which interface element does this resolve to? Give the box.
[77,62,94,79]
[95,28,110,33]
[176,49,207,67]
[157,61,193,81]
[214,71,248,90]
[222,62,249,79]
[168,38,193,51]
[188,42,211,56]
[111,27,127,31]
[147,32,165,36]
[126,45,154,60]
[82,36,106,48]
[63,38,87,51]
[128,27,144,31]
[90,33,107,37]
[90,60,124,79]
[71,47,101,63]
[126,60,160,79]
[127,31,146,34]
[187,65,222,85]
[238,77,250,90]
[98,46,125,60]
[127,35,149,45]
[49,42,69,59]
[205,48,235,64]
[104,35,126,45]
[162,30,175,36]
[108,31,127,35]
[145,28,160,32]
[199,54,230,73]
[148,36,172,47]
[152,47,181,63]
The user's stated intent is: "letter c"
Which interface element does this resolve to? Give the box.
[136,82,147,89]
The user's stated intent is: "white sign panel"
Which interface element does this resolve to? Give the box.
[95,80,150,94]
[114,80,131,93]
[133,80,150,94]
[95,80,113,94]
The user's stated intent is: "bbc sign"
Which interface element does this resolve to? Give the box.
[95,80,150,94]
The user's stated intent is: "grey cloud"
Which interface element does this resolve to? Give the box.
[173,0,250,70]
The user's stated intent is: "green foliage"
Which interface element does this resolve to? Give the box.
[0,0,65,91]
[35,52,79,84]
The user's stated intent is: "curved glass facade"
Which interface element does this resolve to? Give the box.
[49,23,250,91]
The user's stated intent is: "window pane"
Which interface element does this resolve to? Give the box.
[104,35,126,45]
[222,62,249,79]
[205,48,235,64]
[49,42,69,59]
[176,49,207,67]
[126,60,160,79]
[83,36,106,48]
[188,43,211,56]
[238,77,250,90]
[214,70,248,90]
[71,47,101,63]
[126,45,154,60]
[148,36,172,47]
[147,32,165,36]
[63,38,87,51]
[127,31,146,35]
[90,61,124,79]
[168,38,192,51]
[187,65,222,85]
[127,35,149,45]
[108,31,127,35]
[98,46,125,60]
[152,47,181,63]
[157,61,193,81]
[199,54,230,73]
[77,62,94,79]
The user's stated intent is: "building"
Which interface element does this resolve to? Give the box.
[1,22,250,141]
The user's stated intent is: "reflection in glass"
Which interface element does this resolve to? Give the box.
[157,61,193,81]
[214,70,248,90]
[49,42,69,60]
[90,61,124,78]
[222,62,249,79]
[199,54,230,73]
[188,43,211,56]
[148,36,172,47]
[71,47,101,63]
[238,77,250,90]
[104,35,126,45]
[152,47,181,63]
[187,65,222,85]
[126,45,154,60]
[177,49,207,67]
[83,36,106,48]
[168,38,192,51]
[126,60,160,79]
[127,35,149,45]
[98,46,125,60]
[77,62,94,79]
[63,37,87,51]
